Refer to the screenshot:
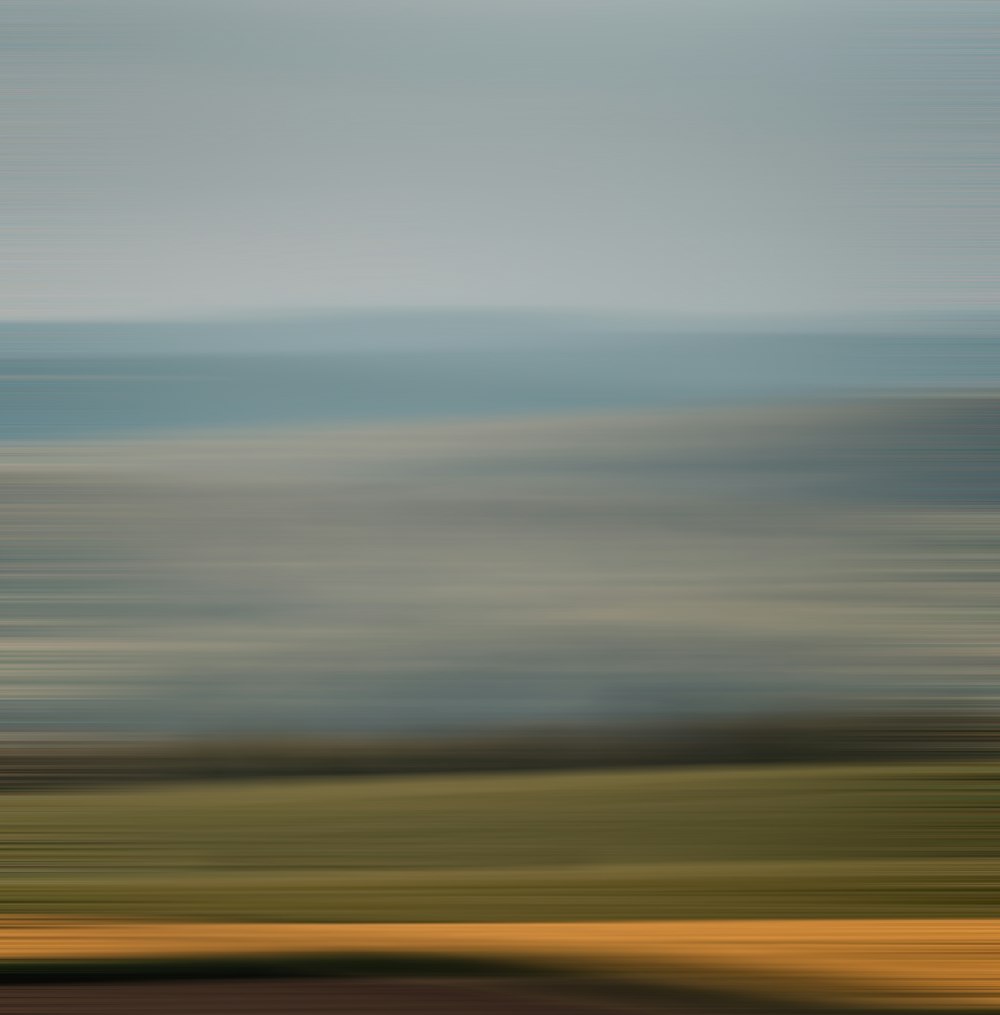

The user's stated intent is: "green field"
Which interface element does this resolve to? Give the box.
[3,763,997,921]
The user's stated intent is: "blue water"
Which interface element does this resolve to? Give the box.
[1,331,993,442]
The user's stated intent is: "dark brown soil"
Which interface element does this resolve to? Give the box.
[0,977,767,1014]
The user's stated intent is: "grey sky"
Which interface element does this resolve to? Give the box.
[4,0,983,320]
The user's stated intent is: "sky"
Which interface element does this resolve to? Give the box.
[3,0,992,321]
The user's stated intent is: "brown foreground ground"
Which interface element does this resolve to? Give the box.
[0,977,836,1015]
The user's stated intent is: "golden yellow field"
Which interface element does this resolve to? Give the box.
[2,918,998,1011]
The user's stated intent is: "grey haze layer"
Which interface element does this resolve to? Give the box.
[3,396,995,734]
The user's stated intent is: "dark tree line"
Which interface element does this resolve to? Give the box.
[0,708,992,791]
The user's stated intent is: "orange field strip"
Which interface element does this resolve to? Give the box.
[1,918,998,1011]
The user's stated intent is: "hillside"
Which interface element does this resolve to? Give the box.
[5,762,997,921]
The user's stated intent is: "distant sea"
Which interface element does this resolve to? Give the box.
[0,352,711,442]
[1,330,994,442]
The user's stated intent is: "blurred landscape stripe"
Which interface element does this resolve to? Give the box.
[1,918,999,1011]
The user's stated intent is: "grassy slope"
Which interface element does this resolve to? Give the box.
[3,763,996,921]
